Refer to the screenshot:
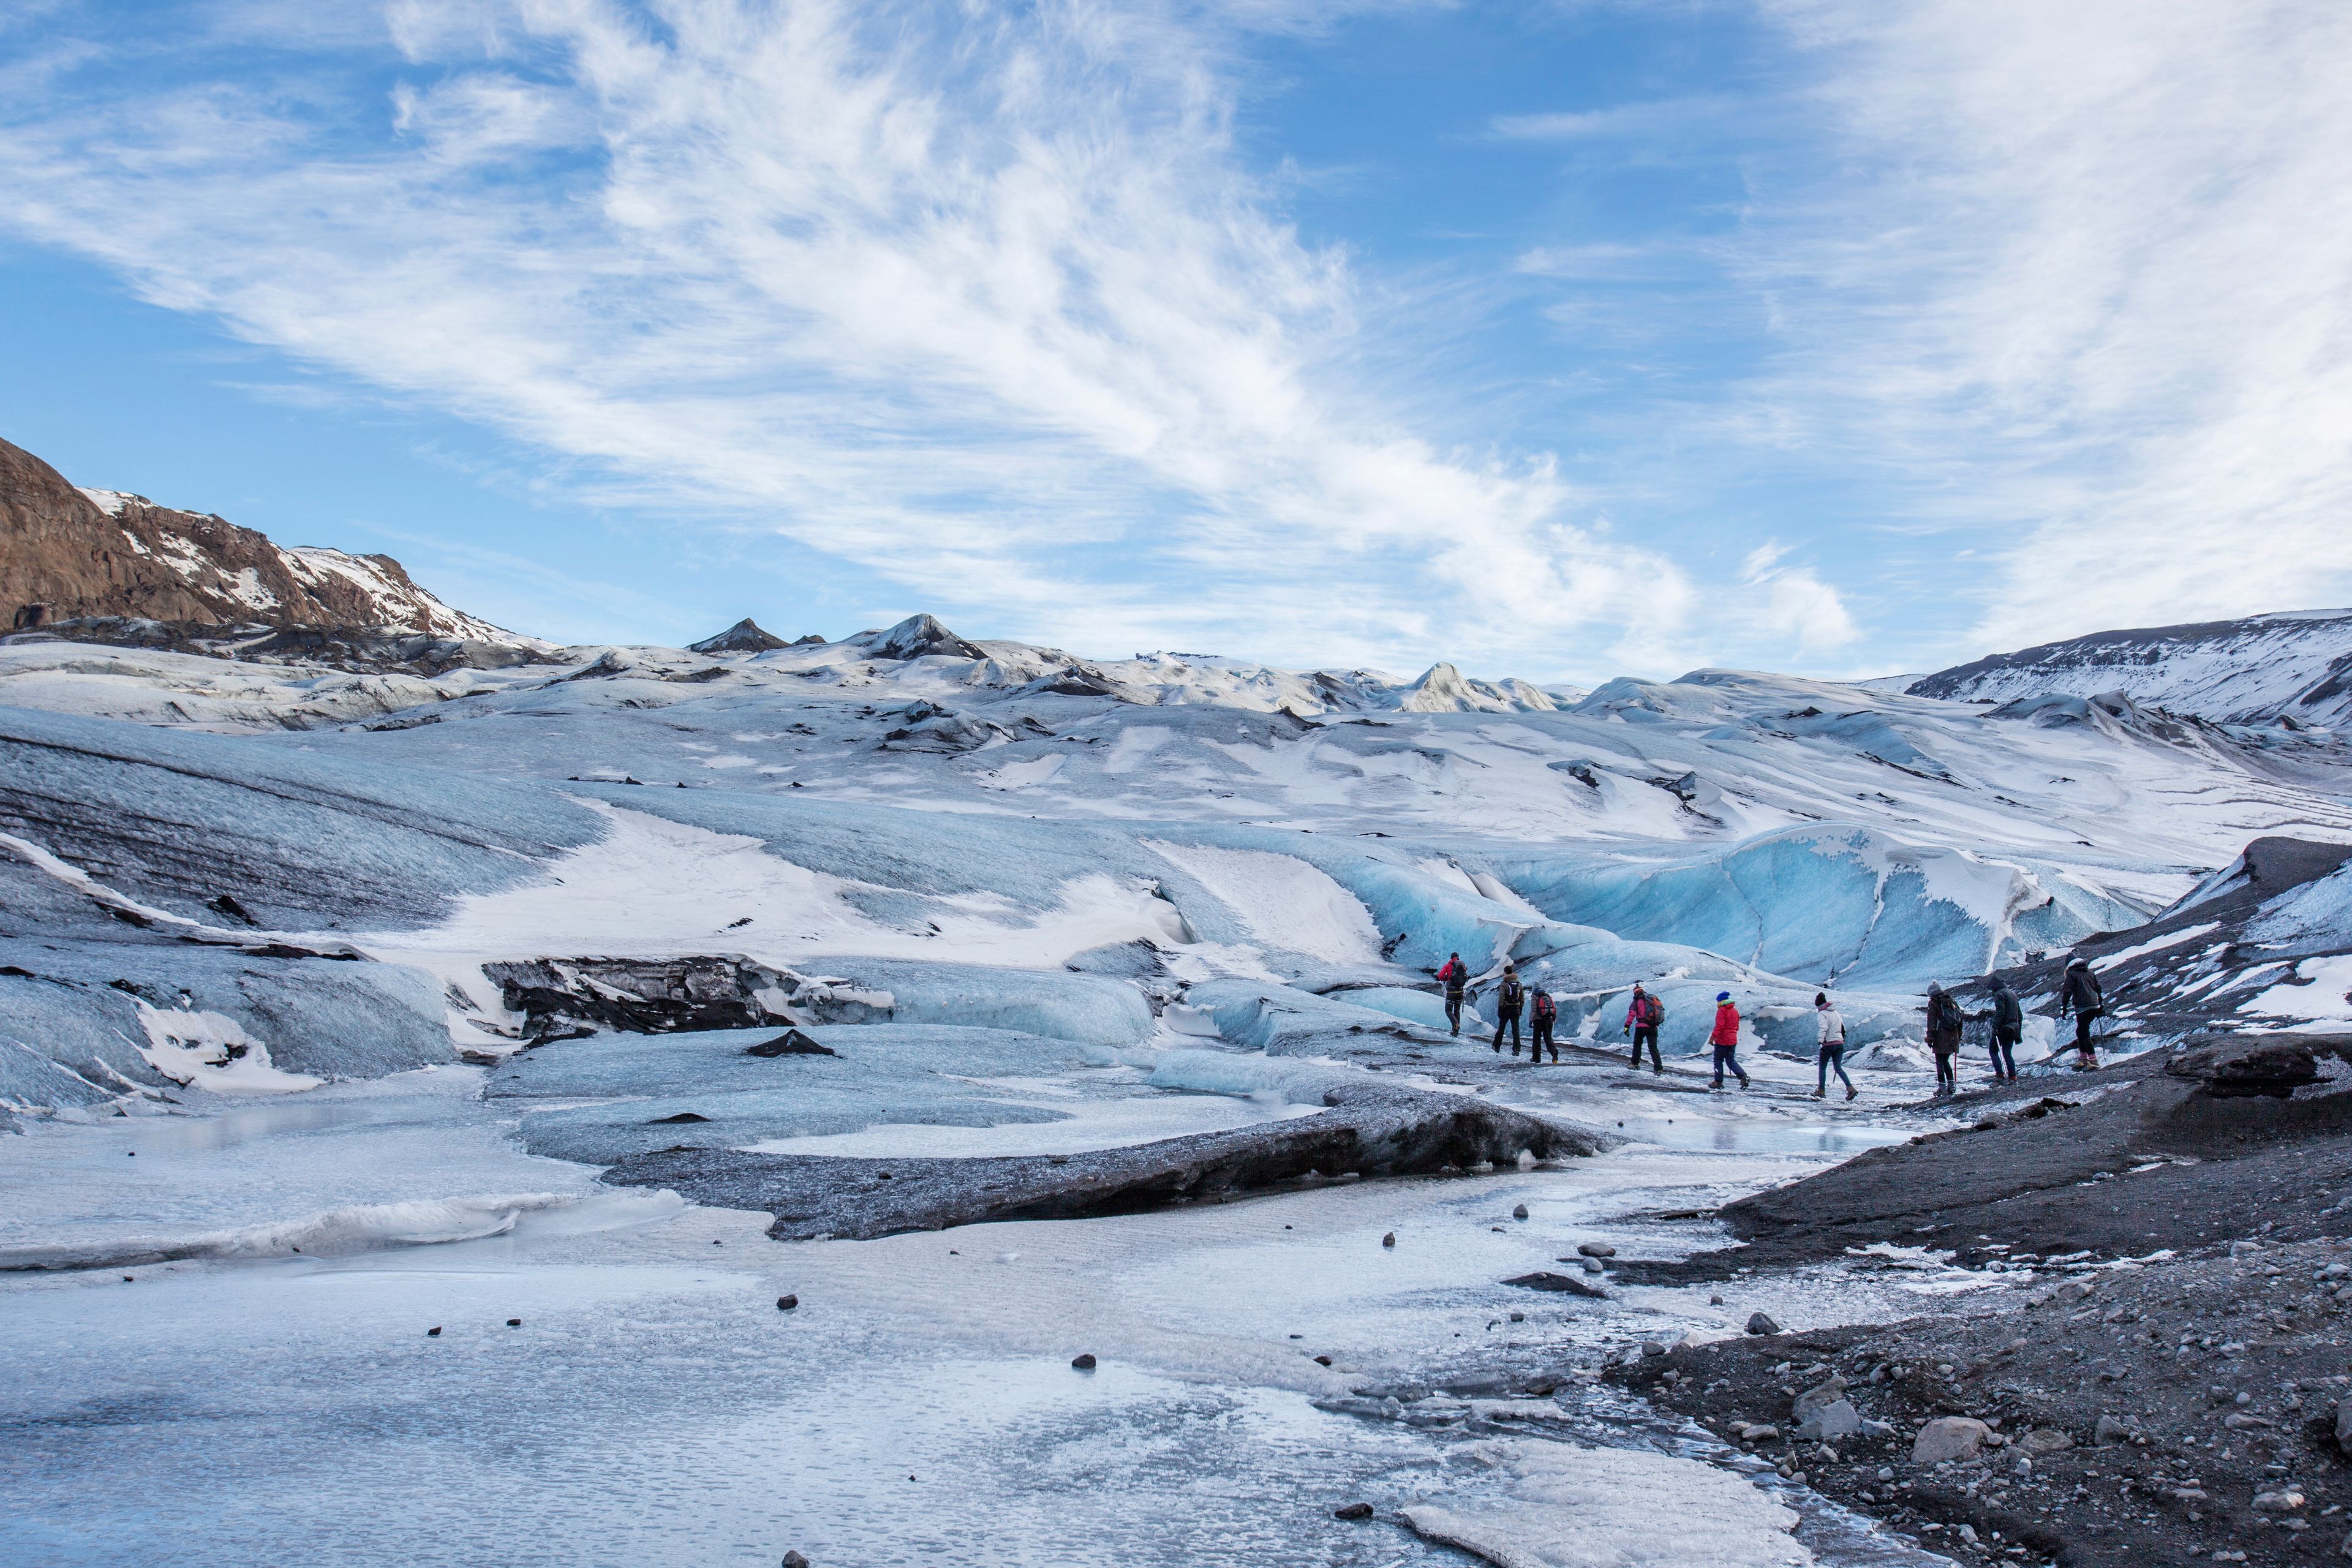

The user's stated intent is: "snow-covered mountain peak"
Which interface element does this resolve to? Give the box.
[687,617,794,654]
[1910,608,2352,729]
[856,612,989,662]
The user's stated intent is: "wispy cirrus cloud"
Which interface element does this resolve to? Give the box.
[1743,0,2352,655]
[0,0,1684,677]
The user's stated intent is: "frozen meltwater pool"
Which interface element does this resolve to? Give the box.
[1608,1110,1912,1157]
[741,1086,1324,1157]
[2,1065,1947,1568]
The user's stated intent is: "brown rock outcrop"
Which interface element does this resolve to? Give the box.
[1,434,513,639]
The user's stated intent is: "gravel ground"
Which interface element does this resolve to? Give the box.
[1581,1034,2352,1567]
[1611,1236,2352,1566]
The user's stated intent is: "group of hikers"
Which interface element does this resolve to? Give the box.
[1921,956,2106,1093]
[1430,948,2113,1096]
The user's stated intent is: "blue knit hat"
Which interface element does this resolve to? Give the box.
[1716,991,1731,1001]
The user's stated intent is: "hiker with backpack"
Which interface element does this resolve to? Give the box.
[1708,992,1750,1089]
[1491,965,1526,1055]
[1623,984,1664,1074]
[1924,982,1964,1096]
[1812,992,1855,1101]
[1529,986,1559,1063]
[1436,952,1469,1036]
[2059,957,2105,1069]
[1986,974,2024,1082]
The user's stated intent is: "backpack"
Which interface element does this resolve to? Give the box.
[1642,995,1665,1026]
[1532,991,1555,1020]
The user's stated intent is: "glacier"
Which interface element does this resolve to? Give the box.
[6,607,2352,1567]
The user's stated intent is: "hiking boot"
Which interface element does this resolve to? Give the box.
[1709,1079,1722,1090]
[1650,1065,1663,1076]
[1810,1087,1825,1099]
[1845,1085,1858,1101]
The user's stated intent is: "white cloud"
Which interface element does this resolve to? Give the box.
[0,0,1684,677]
[1733,535,1858,654]
[1748,0,2352,653]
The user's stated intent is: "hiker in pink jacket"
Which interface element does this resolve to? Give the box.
[1621,985,1664,1074]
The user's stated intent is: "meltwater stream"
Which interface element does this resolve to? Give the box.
[0,1065,1961,1568]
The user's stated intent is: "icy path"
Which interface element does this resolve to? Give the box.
[0,1073,1957,1568]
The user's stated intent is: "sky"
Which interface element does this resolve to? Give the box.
[2,0,2348,686]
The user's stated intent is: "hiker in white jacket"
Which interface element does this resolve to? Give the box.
[1812,992,1855,1101]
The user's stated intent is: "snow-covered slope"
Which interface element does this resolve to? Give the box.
[1909,608,2352,729]
[10,601,2352,1117]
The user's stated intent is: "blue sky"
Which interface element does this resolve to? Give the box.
[3,1,2348,685]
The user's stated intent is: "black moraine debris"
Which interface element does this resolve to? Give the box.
[601,1078,1611,1241]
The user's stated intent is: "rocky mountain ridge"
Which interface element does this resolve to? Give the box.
[1,434,522,646]
[1911,609,2352,731]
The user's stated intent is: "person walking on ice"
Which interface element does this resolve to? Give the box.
[1812,992,1855,1100]
[1529,986,1559,1063]
[1491,965,1525,1055]
[2059,957,2104,1071]
[1986,973,2023,1082]
[1436,952,1469,1036]
[1924,982,1964,1096]
[1623,984,1664,1074]
[1708,992,1750,1089]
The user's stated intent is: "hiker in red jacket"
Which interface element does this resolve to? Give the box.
[1708,992,1750,1090]
[1529,987,1559,1063]
[1436,953,1469,1036]
[1622,984,1664,1074]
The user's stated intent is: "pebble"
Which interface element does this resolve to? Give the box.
[782,1553,810,1567]
[1333,1502,1374,1521]
[1382,1232,1396,1248]
[1578,1243,1617,1258]
[506,1318,522,1328]
[1746,1311,1781,1336]
[426,1327,442,1337]
[1512,1205,1529,1220]
[1071,1353,1097,1370]
[777,1295,799,1311]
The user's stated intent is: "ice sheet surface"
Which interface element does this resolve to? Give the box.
[0,1069,1948,1568]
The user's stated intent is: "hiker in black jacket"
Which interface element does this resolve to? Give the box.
[1529,987,1559,1063]
[1986,974,2023,1082]
[1491,966,1525,1055]
[2060,957,2105,1069]
[1923,983,1964,1097]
